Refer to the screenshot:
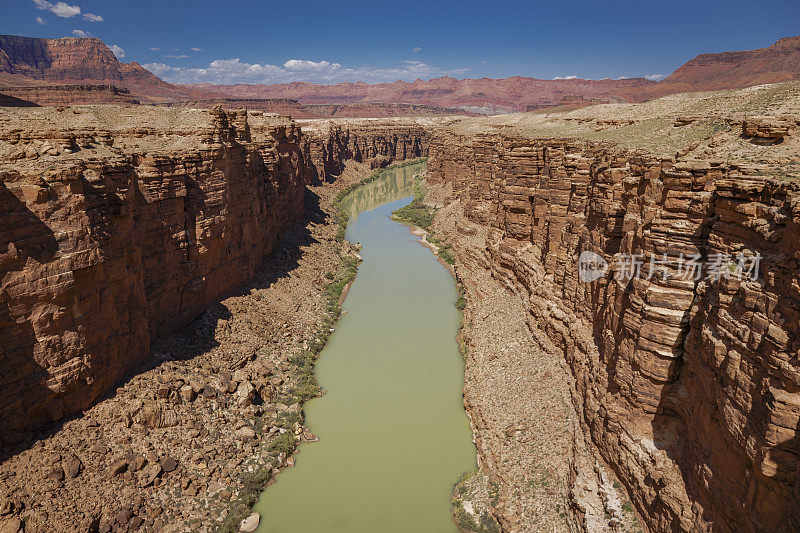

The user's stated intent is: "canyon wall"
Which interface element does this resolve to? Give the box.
[0,84,140,106]
[301,122,428,183]
[428,131,800,531]
[0,108,306,446]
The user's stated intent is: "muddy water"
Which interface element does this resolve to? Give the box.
[254,163,476,532]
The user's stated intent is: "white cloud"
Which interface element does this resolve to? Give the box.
[110,44,125,58]
[144,57,469,85]
[35,16,47,25]
[283,59,340,72]
[413,46,422,53]
[142,62,181,77]
[71,29,91,37]
[82,12,103,22]
[645,73,666,81]
[149,46,161,51]
[32,0,81,18]
[190,47,202,52]
[552,75,578,80]
[164,54,189,59]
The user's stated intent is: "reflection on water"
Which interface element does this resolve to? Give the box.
[253,162,475,532]
[339,163,418,219]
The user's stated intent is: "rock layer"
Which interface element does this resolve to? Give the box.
[428,131,800,531]
[0,36,189,101]
[300,121,428,183]
[0,84,140,106]
[0,108,307,445]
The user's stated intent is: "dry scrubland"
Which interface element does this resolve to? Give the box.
[449,81,800,175]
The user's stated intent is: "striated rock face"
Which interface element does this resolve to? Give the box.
[157,98,464,119]
[300,122,429,183]
[660,36,800,91]
[0,84,140,106]
[0,35,190,101]
[0,107,306,445]
[186,76,655,114]
[428,131,800,531]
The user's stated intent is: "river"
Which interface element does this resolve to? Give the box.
[254,162,476,532]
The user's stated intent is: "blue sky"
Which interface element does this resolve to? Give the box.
[3,0,799,84]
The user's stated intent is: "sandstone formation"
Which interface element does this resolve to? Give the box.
[0,160,362,531]
[0,107,429,450]
[186,76,655,114]
[426,82,800,531]
[2,33,798,114]
[0,35,193,102]
[0,106,428,531]
[157,98,465,119]
[1,78,799,532]
[184,36,800,113]
[659,36,800,91]
[0,85,140,106]
[299,119,429,183]
[0,106,308,446]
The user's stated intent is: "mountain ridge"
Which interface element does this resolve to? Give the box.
[1,35,799,113]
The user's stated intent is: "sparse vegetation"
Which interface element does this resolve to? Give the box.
[267,431,297,456]
[216,469,273,533]
[391,173,436,229]
[451,471,502,533]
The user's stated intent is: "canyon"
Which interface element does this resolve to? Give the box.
[0,78,799,532]
[0,105,428,531]
[0,106,427,445]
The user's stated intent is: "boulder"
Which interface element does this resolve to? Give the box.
[63,454,83,478]
[239,512,260,533]
[0,518,23,533]
[161,457,178,473]
[109,459,128,477]
[235,381,256,407]
[742,116,795,141]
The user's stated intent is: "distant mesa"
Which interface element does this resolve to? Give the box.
[0,34,195,103]
[619,35,800,101]
[1,34,799,115]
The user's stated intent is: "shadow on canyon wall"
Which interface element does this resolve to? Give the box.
[0,185,326,462]
[0,184,64,457]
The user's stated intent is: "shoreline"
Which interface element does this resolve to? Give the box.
[389,180,491,531]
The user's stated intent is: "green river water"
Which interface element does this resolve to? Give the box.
[253,163,476,532]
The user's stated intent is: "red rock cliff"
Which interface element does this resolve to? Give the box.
[300,121,429,183]
[0,35,190,100]
[0,107,307,445]
[428,130,800,531]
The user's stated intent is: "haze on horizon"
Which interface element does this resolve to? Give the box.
[2,0,799,86]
